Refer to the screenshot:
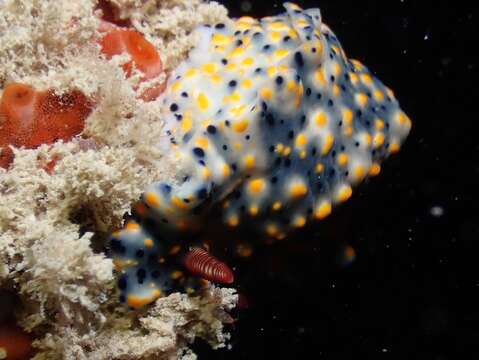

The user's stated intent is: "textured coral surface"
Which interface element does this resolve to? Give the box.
[0,0,236,359]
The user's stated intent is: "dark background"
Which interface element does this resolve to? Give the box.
[194,0,479,359]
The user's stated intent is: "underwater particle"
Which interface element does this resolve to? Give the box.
[0,323,34,360]
[183,248,234,284]
[430,205,444,217]
[99,28,165,101]
[0,83,93,169]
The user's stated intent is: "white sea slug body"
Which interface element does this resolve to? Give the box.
[110,2,411,308]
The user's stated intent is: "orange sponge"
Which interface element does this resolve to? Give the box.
[0,83,93,169]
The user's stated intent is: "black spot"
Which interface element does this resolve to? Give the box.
[284,158,292,167]
[345,171,349,177]
[328,99,334,107]
[245,135,251,140]
[197,188,208,199]
[236,39,243,46]
[254,32,262,38]
[311,147,317,156]
[231,163,238,171]
[274,158,282,167]
[207,125,217,134]
[110,239,126,254]
[199,160,206,166]
[306,88,312,96]
[181,92,189,98]
[119,295,126,303]
[221,58,228,65]
[175,114,183,121]
[234,30,241,36]
[301,115,307,124]
[255,67,262,73]
[340,84,347,91]
[266,113,275,126]
[222,144,228,151]
[332,151,337,157]
[225,120,231,127]
[288,130,295,139]
[312,47,317,53]
[340,145,345,151]
[261,101,268,111]
[283,35,291,42]
[317,93,322,100]
[136,249,145,258]
[355,142,360,147]
[215,23,225,29]
[118,277,127,290]
[269,145,275,152]
[275,76,284,85]
[151,270,160,279]
[244,29,250,35]
[193,148,205,157]
[356,110,363,118]
[263,44,271,50]
[229,80,238,87]
[271,176,278,184]
[294,51,304,67]
[339,121,343,127]
[170,103,179,112]
[136,268,146,280]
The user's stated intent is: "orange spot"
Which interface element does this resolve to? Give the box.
[127,295,155,309]
[126,222,140,231]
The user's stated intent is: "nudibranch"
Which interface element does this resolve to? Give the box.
[110,2,411,308]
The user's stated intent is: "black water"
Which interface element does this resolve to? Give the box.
[194,1,479,359]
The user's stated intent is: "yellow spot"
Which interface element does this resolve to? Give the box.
[337,185,353,202]
[197,93,210,111]
[355,165,366,180]
[315,201,332,220]
[276,143,284,154]
[337,153,349,166]
[272,201,282,211]
[300,150,307,159]
[172,196,190,210]
[267,66,278,77]
[297,19,309,27]
[212,33,231,46]
[369,163,381,176]
[356,93,369,107]
[386,87,395,98]
[344,127,354,137]
[172,81,182,92]
[145,192,160,208]
[322,134,335,155]
[315,112,328,127]
[185,68,198,78]
[211,74,223,84]
[373,133,385,148]
[249,178,266,194]
[230,91,241,102]
[242,79,253,89]
[288,28,298,39]
[233,120,249,133]
[127,295,154,309]
[365,133,373,146]
[196,137,209,148]
[333,62,342,76]
[266,224,279,237]
[231,47,246,57]
[351,59,365,71]
[274,49,290,60]
[249,206,259,216]
[242,57,254,66]
[269,21,290,31]
[227,214,239,227]
[375,119,385,130]
[143,239,154,248]
[315,68,327,85]
[333,85,341,96]
[223,164,231,177]
[203,167,212,179]
[342,109,353,125]
[270,31,282,42]
[152,289,162,298]
[349,72,359,85]
[296,133,308,147]
[226,63,237,71]
[294,216,307,228]
[169,245,181,255]
[126,221,140,231]
[182,117,193,132]
[390,142,401,154]
[316,163,325,173]
[202,63,218,74]
[290,182,308,199]
[171,271,183,280]
[361,73,373,85]
[261,87,273,100]
[244,155,256,170]
[233,141,243,151]
[283,146,292,156]
[374,90,385,102]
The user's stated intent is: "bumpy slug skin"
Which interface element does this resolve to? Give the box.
[111,2,411,308]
